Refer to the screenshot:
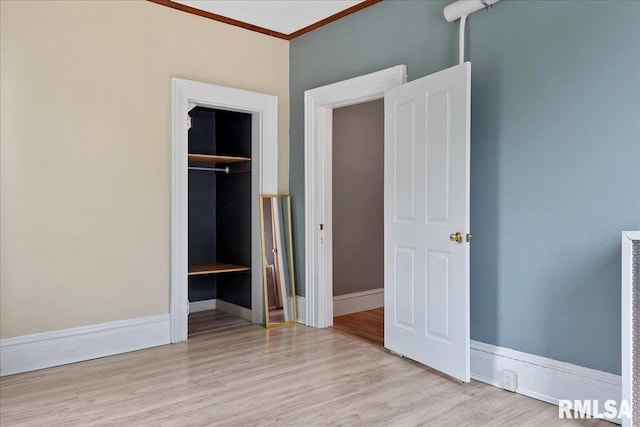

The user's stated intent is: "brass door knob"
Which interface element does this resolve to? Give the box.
[449,232,463,243]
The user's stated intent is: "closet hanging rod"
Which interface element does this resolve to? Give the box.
[188,166,230,174]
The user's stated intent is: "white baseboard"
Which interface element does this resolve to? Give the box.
[0,314,170,377]
[333,288,384,316]
[215,299,252,321]
[470,340,622,424]
[189,299,217,313]
[296,295,306,324]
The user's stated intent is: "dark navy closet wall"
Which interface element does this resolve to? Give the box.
[188,107,253,308]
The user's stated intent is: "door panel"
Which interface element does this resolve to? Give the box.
[384,63,471,382]
[426,251,450,341]
[425,90,452,224]
[394,100,417,223]
[394,247,416,330]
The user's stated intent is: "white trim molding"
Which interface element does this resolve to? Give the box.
[189,299,217,313]
[333,288,384,317]
[0,315,170,377]
[304,65,407,328]
[621,231,639,427]
[296,296,306,324]
[171,78,279,343]
[471,340,622,424]
[216,300,252,322]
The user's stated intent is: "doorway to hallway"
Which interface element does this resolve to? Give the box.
[331,98,385,341]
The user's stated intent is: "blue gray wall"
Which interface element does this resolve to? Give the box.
[290,0,640,375]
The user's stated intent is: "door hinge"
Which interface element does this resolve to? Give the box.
[188,116,192,129]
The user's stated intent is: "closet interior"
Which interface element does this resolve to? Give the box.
[188,106,252,334]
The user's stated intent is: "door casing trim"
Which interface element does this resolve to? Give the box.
[171,78,278,342]
[303,65,407,328]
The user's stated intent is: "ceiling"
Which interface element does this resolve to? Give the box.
[167,0,377,39]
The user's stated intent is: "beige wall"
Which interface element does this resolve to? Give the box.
[0,1,289,338]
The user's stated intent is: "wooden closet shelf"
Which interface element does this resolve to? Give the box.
[188,154,251,165]
[188,262,251,276]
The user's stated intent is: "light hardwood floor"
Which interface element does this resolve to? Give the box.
[188,308,246,337]
[333,308,384,346]
[1,311,611,426]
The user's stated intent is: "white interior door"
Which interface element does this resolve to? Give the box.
[384,63,471,382]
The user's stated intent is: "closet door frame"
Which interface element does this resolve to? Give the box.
[171,78,279,343]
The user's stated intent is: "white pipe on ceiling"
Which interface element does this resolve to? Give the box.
[444,0,502,64]
[458,15,467,64]
[444,0,501,23]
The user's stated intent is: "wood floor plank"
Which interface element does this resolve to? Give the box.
[0,310,612,426]
[333,307,384,345]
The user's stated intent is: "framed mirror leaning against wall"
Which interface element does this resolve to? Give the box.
[260,195,297,328]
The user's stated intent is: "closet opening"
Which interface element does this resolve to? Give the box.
[171,78,278,343]
[331,99,385,346]
[187,106,253,337]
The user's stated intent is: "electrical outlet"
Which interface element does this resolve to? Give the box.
[503,369,517,392]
